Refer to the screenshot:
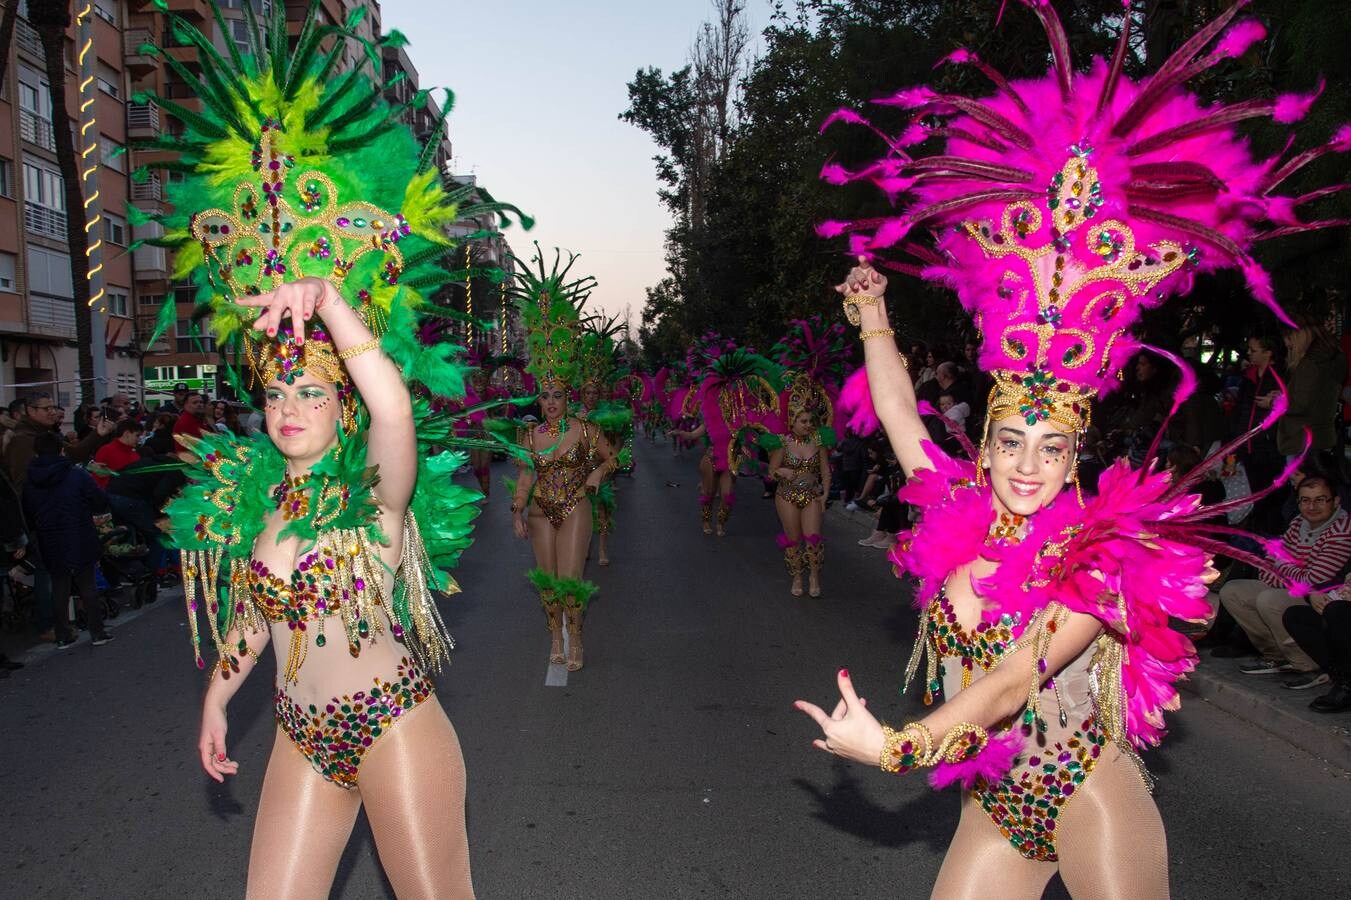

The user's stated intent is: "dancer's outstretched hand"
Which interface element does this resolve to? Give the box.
[199,701,239,783]
[833,255,887,299]
[794,668,885,767]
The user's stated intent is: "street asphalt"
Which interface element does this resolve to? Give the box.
[2,438,1350,899]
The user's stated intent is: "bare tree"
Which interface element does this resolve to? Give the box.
[688,0,748,230]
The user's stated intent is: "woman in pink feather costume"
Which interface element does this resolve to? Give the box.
[795,1,1349,895]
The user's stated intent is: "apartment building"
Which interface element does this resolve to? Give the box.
[0,0,139,407]
[0,0,488,408]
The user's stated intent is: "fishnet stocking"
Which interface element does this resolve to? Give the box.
[245,730,362,900]
[1056,747,1169,900]
[929,748,1169,900]
[359,701,475,899]
[931,794,1055,900]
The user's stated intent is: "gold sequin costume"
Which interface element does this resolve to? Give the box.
[526,421,598,529]
[775,446,823,509]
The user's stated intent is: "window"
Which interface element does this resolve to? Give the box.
[229,19,251,53]
[93,0,117,25]
[26,246,73,299]
[176,319,216,354]
[99,136,125,172]
[140,293,164,311]
[96,62,121,99]
[23,159,63,209]
[104,212,127,246]
[0,158,11,197]
[0,253,16,292]
[17,66,49,117]
[106,289,129,317]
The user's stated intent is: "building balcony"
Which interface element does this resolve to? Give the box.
[131,175,163,203]
[19,109,56,151]
[127,102,161,139]
[25,203,68,241]
[15,18,44,63]
[27,295,77,339]
[124,29,158,74]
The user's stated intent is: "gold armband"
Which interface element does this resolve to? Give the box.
[337,337,381,361]
[842,294,880,326]
[880,721,934,774]
[859,328,895,341]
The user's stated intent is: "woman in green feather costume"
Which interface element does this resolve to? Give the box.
[134,2,537,896]
[508,249,617,671]
[575,318,633,567]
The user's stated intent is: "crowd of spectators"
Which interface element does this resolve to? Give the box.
[0,382,258,658]
[825,314,1351,715]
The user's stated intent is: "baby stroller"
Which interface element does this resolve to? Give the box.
[91,516,156,618]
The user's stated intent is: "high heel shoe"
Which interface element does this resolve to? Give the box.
[565,607,584,672]
[545,603,565,665]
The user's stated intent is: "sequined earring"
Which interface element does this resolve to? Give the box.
[1069,453,1084,507]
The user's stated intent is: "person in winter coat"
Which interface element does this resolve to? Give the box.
[19,431,112,649]
[1278,314,1348,461]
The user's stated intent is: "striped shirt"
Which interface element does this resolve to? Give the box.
[1263,508,1351,589]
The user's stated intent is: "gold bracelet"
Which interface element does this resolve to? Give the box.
[859,328,895,341]
[880,723,934,774]
[337,337,381,361]
[934,722,989,765]
[841,294,880,326]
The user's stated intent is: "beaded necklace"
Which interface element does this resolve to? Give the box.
[273,472,315,521]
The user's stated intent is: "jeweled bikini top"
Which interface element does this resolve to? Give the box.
[247,540,388,684]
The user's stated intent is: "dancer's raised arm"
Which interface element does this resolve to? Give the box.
[835,256,929,477]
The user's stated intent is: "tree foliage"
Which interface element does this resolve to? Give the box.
[624,0,1350,369]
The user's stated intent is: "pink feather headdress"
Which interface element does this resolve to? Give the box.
[821,0,1349,432]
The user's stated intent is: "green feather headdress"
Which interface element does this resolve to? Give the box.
[509,244,596,391]
[140,0,531,675]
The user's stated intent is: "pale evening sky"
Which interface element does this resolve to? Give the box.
[380,0,772,328]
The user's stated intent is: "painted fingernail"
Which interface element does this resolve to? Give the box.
[839,668,849,678]
[217,753,226,761]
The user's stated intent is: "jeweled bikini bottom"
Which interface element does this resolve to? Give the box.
[274,657,434,789]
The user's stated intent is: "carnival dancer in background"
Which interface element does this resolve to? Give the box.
[576,319,633,567]
[761,316,847,597]
[670,334,783,537]
[507,249,617,671]
[463,357,496,497]
[141,6,532,894]
[796,2,1349,896]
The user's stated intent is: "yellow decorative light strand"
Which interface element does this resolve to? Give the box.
[76,4,104,309]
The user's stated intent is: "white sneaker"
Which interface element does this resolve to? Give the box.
[845,502,859,511]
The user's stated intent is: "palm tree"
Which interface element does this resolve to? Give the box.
[0,1,21,95]
[27,0,95,405]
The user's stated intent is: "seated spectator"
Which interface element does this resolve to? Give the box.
[1283,586,1351,711]
[19,431,112,649]
[1218,476,1351,683]
[90,421,143,489]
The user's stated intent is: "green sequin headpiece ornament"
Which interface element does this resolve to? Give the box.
[135,0,532,676]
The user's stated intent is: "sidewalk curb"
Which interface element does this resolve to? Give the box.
[1180,665,1351,771]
